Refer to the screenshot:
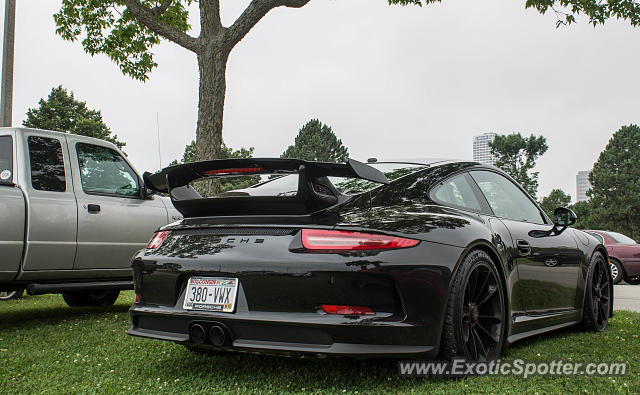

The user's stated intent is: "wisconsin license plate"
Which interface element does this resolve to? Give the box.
[182,277,238,312]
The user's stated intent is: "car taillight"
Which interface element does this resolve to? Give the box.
[301,229,419,251]
[322,305,375,316]
[147,231,170,249]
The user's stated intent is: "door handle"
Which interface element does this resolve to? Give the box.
[516,239,531,256]
[87,204,101,213]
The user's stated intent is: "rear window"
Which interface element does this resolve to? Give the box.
[224,162,427,197]
[329,163,427,195]
[0,135,12,183]
[606,231,636,245]
[241,174,299,197]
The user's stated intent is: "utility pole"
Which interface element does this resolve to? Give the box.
[156,112,162,170]
[0,0,15,127]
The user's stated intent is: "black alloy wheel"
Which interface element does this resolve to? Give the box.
[441,250,505,361]
[582,252,611,332]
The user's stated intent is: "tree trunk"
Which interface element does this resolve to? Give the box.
[195,48,229,196]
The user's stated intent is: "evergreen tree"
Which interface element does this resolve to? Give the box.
[570,200,594,230]
[281,119,349,163]
[587,125,640,239]
[23,86,125,149]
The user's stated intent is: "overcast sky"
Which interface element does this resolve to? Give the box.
[4,0,639,200]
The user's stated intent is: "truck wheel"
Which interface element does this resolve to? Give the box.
[0,290,24,300]
[62,290,120,307]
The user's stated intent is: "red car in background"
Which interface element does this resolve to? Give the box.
[585,230,640,284]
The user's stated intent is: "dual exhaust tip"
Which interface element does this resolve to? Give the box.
[189,323,230,347]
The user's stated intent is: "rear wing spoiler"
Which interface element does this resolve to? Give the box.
[142,158,389,218]
[143,158,388,193]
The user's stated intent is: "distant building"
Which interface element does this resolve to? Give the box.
[576,171,592,202]
[473,133,497,166]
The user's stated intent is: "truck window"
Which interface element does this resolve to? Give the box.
[0,135,12,182]
[28,136,66,192]
[76,143,139,197]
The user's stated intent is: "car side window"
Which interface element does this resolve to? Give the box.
[28,136,66,192]
[469,170,545,224]
[431,173,482,211]
[0,135,12,182]
[76,143,139,197]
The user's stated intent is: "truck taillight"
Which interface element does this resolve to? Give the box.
[301,229,419,251]
[147,231,170,249]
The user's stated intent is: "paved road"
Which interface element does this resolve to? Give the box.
[614,284,640,312]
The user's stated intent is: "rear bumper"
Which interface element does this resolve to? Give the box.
[128,231,462,358]
[619,258,640,278]
[128,306,439,358]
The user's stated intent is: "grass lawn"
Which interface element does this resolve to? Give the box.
[1,291,639,394]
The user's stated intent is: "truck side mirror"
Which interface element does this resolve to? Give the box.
[141,186,156,199]
[139,172,156,199]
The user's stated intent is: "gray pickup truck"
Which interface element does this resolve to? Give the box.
[0,128,181,306]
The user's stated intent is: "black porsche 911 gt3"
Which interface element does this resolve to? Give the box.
[128,158,612,361]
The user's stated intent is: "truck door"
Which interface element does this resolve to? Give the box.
[0,133,25,281]
[21,132,78,271]
[68,139,168,269]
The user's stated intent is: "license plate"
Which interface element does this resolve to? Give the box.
[182,277,238,312]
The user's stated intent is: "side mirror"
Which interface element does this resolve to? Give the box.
[140,172,157,199]
[141,187,156,199]
[529,207,577,238]
[553,207,577,227]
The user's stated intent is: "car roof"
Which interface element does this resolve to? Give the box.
[369,158,483,166]
[0,127,120,148]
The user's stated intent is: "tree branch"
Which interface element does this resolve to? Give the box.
[123,0,200,53]
[200,0,223,39]
[151,0,173,16]
[225,0,311,48]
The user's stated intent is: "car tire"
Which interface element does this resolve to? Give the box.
[609,258,624,285]
[581,252,612,332]
[62,290,120,307]
[0,289,24,300]
[440,249,505,361]
[625,276,640,285]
